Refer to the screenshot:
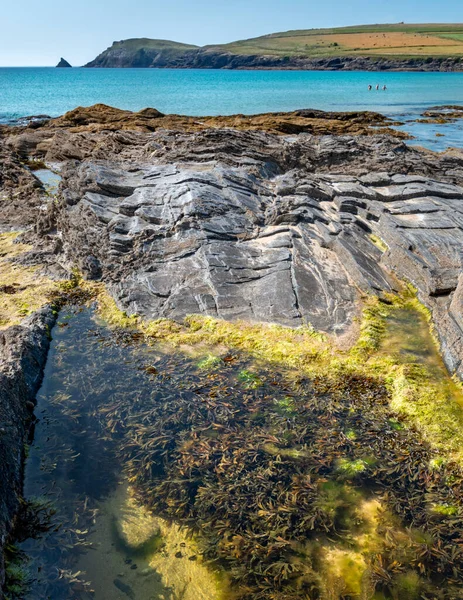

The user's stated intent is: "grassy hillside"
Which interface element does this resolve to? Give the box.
[210,23,463,58]
[85,24,463,68]
[86,38,200,67]
[109,38,199,52]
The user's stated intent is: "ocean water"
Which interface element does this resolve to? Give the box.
[1,68,462,149]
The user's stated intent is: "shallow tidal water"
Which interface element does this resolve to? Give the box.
[14,302,463,599]
[381,307,463,407]
[383,308,451,371]
[1,68,462,151]
[19,307,223,600]
[33,169,61,195]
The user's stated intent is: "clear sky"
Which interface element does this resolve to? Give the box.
[1,0,462,66]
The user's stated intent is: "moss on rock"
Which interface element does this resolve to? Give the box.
[0,234,59,329]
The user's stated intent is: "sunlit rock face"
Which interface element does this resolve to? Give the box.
[12,127,462,377]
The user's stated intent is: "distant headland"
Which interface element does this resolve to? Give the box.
[83,23,463,71]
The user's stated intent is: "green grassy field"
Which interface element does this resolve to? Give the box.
[88,24,463,67]
[209,23,463,58]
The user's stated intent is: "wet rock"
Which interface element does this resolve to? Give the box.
[113,493,161,552]
[34,127,461,379]
[0,307,57,592]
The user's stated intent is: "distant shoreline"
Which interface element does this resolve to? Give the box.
[83,23,463,71]
[83,56,463,72]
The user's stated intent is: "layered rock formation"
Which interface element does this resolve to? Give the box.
[3,108,462,378]
[56,138,463,376]
[1,107,463,592]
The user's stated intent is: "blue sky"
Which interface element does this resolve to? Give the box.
[1,0,462,66]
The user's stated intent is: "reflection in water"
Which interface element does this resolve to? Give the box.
[33,168,61,195]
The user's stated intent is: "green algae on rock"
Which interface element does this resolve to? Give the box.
[94,282,463,463]
[0,234,59,329]
[45,284,458,598]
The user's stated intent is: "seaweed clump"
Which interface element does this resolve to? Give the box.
[101,352,463,599]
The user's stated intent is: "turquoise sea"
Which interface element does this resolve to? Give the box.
[1,68,462,149]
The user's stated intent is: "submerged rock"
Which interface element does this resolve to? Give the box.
[113,492,161,552]
[101,486,221,600]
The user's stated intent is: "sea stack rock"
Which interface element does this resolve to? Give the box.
[56,57,72,68]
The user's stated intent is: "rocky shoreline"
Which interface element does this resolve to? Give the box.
[1,105,463,367]
[85,49,463,72]
[3,104,462,370]
[1,104,463,594]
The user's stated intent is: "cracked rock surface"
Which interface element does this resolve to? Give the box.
[2,122,463,378]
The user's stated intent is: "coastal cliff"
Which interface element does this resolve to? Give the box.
[84,24,463,71]
[86,47,463,71]
[85,38,199,68]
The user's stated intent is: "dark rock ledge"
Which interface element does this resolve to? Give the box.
[3,113,460,379]
[2,107,463,378]
[0,307,57,588]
